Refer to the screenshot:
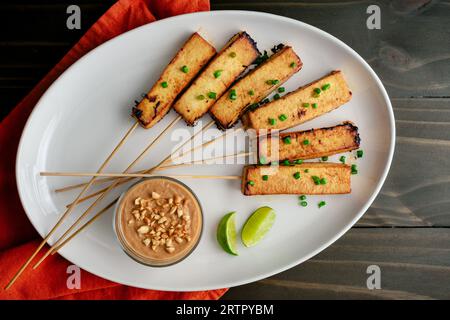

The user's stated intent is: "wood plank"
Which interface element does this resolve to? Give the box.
[0,1,111,120]
[3,0,449,120]
[1,2,449,226]
[223,228,450,299]
[212,0,450,98]
[358,98,450,227]
[0,2,112,42]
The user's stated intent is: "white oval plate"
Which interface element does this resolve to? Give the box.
[16,11,394,291]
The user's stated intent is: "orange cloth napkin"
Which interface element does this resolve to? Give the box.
[0,0,227,300]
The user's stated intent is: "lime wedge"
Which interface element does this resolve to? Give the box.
[241,206,276,247]
[217,212,238,255]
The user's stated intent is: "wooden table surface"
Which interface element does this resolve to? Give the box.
[1,0,449,299]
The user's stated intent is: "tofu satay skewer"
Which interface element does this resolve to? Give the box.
[242,163,352,196]
[30,33,217,270]
[63,119,358,204]
[257,122,360,163]
[174,31,260,126]
[132,33,216,128]
[52,160,353,254]
[52,32,215,196]
[54,151,250,193]
[61,120,358,204]
[210,45,302,129]
[40,32,263,256]
[59,30,261,205]
[243,70,352,131]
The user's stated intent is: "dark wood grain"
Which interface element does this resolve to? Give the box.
[212,0,450,98]
[358,98,450,227]
[0,1,113,119]
[1,0,449,300]
[223,228,450,299]
[210,0,450,299]
[2,0,450,119]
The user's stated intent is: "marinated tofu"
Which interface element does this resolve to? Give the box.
[173,32,260,126]
[242,163,351,195]
[132,33,216,129]
[244,70,352,131]
[210,46,302,129]
[258,122,360,163]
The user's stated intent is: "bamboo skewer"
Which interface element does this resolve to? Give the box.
[4,120,139,290]
[155,151,250,170]
[55,176,125,193]
[52,174,240,254]
[39,122,244,266]
[62,121,218,207]
[51,199,118,253]
[54,150,249,193]
[63,124,241,208]
[167,127,243,166]
[43,151,250,179]
[31,116,182,269]
[33,118,213,269]
[48,153,249,254]
[45,124,244,260]
[42,172,242,179]
[52,152,248,255]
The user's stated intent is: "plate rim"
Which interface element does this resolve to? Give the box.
[16,10,396,291]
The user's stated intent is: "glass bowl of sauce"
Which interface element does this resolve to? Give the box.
[114,177,203,267]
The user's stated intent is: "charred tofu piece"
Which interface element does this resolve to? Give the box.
[210,46,302,129]
[173,32,260,126]
[242,163,351,196]
[244,70,352,131]
[258,122,360,163]
[132,33,216,129]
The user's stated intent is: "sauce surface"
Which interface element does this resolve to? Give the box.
[116,178,202,266]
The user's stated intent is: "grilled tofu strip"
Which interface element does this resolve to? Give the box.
[210,46,302,129]
[258,122,360,163]
[132,33,216,128]
[242,163,351,196]
[173,32,260,126]
[244,70,352,131]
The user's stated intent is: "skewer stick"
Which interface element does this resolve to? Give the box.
[33,118,211,269]
[51,166,245,254]
[32,116,182,269]
[42,172,242,179]
[48,124,244,258]
[159,151,250,170]
[52,169,243,253]
[44,152,251,179]
[166,127,243,166]
[63,121,234,207]
[4,120,139,290]
[54,176,125,193]
[51,199,118,253]
[54,150,249,193]
[62,122,242,206]
[52,125,241,254]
